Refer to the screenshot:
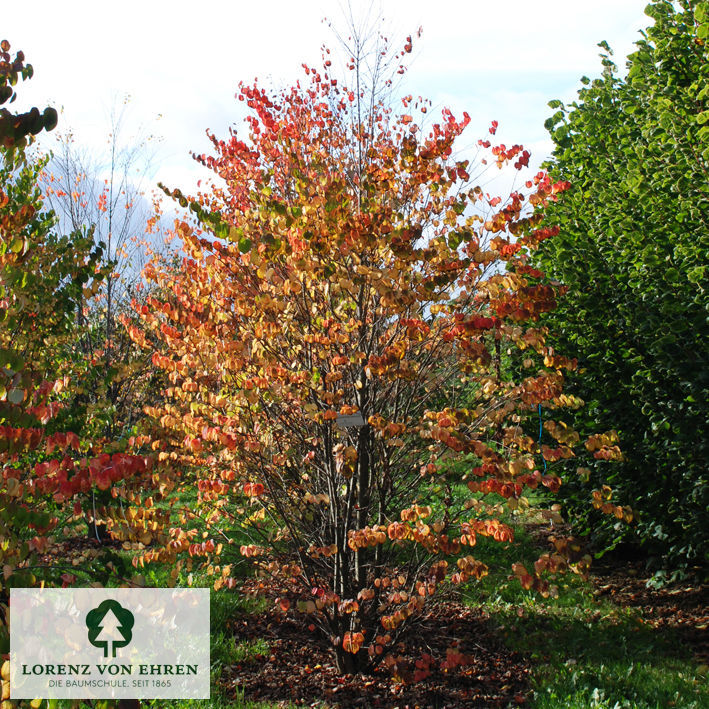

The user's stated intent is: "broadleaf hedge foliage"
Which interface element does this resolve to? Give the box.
[533,0,708,575]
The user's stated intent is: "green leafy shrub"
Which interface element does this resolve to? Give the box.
[531,0,709,576]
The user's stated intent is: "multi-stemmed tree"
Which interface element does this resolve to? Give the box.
[130,43,624,673]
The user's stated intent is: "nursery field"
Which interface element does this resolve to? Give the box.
[1,2,707,708]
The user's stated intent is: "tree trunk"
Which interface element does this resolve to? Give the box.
[334,647,366,675]
[355,423,372,584]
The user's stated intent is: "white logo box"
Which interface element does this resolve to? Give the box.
[10,588,210,699]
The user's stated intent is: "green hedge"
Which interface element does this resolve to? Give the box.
[531,0,709,577]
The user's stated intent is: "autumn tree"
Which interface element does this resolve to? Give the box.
[40,100,164,442]
[0,38,152,630]
[131,41,623,674]
[34,101,172,544]
[530,0,709,577]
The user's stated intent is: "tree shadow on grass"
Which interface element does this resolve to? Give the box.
[491,604,708,708]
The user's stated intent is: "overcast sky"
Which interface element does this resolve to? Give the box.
[5,0,650,196]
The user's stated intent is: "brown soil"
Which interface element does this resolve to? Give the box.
[219,548,707,708]
[220,592,529,708]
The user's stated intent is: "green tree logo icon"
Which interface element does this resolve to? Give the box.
[86,600,135,658]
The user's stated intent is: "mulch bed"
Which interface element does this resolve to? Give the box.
[217,535,708,708]
[219,585,529,708]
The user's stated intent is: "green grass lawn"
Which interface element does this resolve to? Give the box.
[461,524,708,709]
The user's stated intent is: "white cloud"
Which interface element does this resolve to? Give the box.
[5,0,651,188]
